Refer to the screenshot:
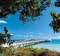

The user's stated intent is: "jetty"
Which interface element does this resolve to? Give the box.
[0,39,51,48]
[10,39,51,48]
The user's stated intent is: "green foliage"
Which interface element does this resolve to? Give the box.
[0,47,58,56]
[0,27,12,45]
[0,54,5,56]
[0,0,60,33]
[54,0,60,7]
[50,11,60,33]
[0,0,51,23]
[0,33,5,44]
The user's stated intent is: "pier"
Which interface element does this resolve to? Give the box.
[0,39,51,48]
[10,39,51,48]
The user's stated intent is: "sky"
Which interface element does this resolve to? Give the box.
[0,0,60,40]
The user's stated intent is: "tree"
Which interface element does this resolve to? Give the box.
[50,11,60,33]
[0,0,60,33]
[0,33,5,45]
[0,27,12,45]
[54,0,60,7]
[0,0,51,22]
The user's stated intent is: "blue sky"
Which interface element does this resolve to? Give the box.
[0,0,60,40]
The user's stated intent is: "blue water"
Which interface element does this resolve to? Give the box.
[32,39,60,52]
[44,39,60,44]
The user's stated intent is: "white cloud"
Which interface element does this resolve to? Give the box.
[0,20,7,24]
[23,35,37,38]
[30,32,33,34]
[15,35,22,37]
[24,36,26,37]
[57,36,60,39]
[10,34,13,35]
[38,33,45,36]
[41,35,60,39]
[30,35,33,37]
[25,35,29,37]
[48,35,52,37]
[24,35,29,37]
[39,33,42,35]
[52,36,60,39]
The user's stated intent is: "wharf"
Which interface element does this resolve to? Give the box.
[10,40,46,47]
[1,39,51,47]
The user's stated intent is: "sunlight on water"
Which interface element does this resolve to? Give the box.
[32,39,60,52]
[32,44,60,52]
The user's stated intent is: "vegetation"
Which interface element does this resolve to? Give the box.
[49,0,60,33]
[50,11,60,33]
[0,0,60,55]
[0,47,59,56]
[0,0,60,33]
[0,0,51,23]
[0,27,12,45]
[54,0,60,7]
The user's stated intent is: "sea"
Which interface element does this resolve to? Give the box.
[12,39,60,52]
[32,39,60,52]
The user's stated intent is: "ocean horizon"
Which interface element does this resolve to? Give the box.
[12,39,60,52]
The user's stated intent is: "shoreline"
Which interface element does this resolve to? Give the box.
[1,39,60,52]
[32,44,60,52]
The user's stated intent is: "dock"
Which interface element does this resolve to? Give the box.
[0,39,51,48]
[10,40,48,48]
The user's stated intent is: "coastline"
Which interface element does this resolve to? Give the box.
[32,43,60,52]
[1,39,60,52]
